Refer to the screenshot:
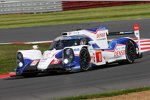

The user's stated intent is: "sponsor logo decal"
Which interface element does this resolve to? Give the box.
[114,50,125,57]
[96,32,106,40]
[73,48,80,51]
[114,44,125,57]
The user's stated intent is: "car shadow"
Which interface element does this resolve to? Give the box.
[4,71,74,80]
[4,61,141,80]
[88,61,141,72]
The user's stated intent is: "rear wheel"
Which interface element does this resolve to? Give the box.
[118,40,136,64]
[80,48,91,71]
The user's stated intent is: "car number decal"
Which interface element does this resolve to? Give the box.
[96,51,102,63]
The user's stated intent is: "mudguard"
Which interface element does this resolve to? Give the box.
[16,50,42,75]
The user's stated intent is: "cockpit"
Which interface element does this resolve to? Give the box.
[49,35,90,50]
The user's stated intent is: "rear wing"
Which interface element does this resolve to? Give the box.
[108,31,134,36]
[108,24,140,37]
[108,24,141,54]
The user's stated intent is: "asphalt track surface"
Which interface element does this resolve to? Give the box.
[0,19,150,100]
[0,19,150,43]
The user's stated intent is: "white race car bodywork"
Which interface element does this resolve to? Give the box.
[16,24,143,75]
[18,49,61,71]
[18,50,42,60]
[64,43,127,67]
[37,50,61,70]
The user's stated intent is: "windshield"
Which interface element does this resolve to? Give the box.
[49,36,89,50]
[49,39,81,50]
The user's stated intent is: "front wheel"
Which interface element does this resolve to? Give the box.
[118,40,136,64]
[80,48,91,71]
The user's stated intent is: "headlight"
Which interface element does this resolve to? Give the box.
[16,52,24,68]
[63,59,69,64]
[18,62,23,67]
[63,48,74,64]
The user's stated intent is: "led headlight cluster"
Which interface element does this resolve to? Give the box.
[63,48,74,64]
[16,52,24,68]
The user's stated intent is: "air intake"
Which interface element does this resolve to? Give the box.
[61,32,68,35]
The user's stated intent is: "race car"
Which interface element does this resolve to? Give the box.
[16,24,142,76]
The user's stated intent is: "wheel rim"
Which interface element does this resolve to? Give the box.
[126,41,136,62]
[80,49,90,70]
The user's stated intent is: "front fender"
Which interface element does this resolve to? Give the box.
[116,37,137,46]
[16,50,43,75]
[18,50,42,60]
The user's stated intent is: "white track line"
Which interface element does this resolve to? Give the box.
[0,40,53,45]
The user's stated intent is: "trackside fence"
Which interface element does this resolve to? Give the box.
[62,1,150,11]
[0,0,62,14]
[0,1,149,14]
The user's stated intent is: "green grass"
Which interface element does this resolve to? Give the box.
[0,3,150,29]
[54,86,150,100]
[0,44,49,74]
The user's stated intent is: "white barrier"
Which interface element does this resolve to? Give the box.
[0,0,62,14]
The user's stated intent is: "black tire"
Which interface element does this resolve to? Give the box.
[118,40,136,64]
[79,48,91,71]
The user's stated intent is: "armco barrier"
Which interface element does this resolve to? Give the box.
[0,0,62,14]
[62,1,150,11]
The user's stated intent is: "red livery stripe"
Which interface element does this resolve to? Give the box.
[104,50,114,52]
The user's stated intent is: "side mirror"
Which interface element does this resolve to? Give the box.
[32,45,39,50]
